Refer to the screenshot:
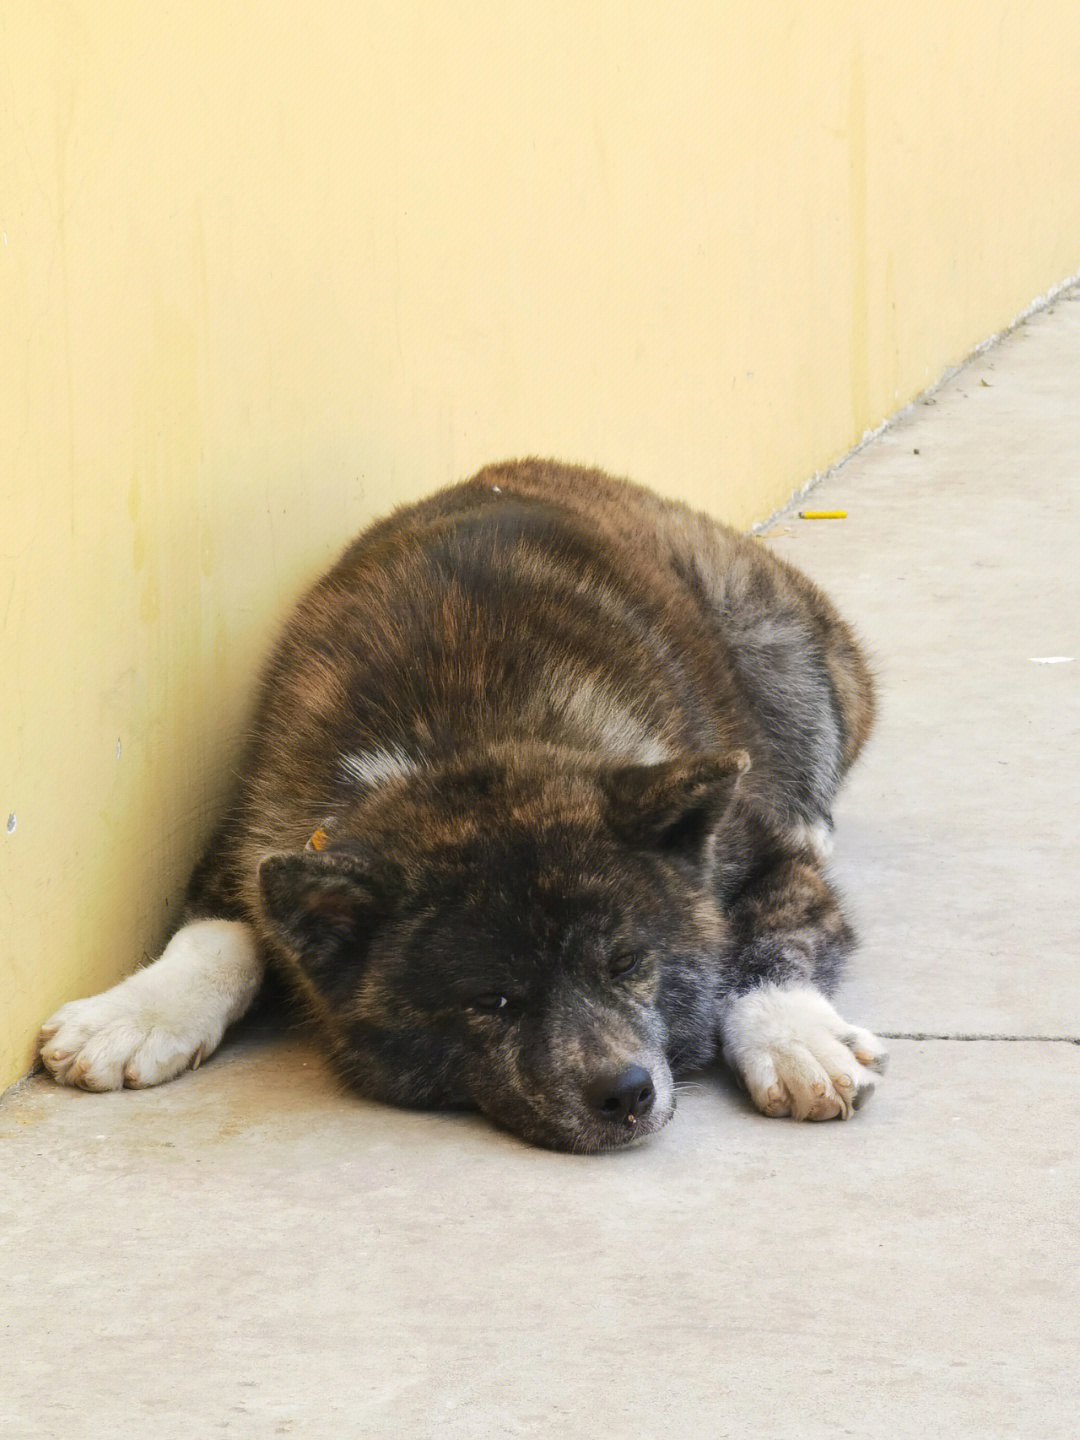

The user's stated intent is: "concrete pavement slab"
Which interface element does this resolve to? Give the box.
[762,287,1080,1034]
[2,1023,1076,1439]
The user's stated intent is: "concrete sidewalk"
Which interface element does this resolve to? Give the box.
[4,291,1079,1439]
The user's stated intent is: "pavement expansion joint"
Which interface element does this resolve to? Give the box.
[877,1031,1080,1044]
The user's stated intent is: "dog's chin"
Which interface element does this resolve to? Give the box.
[501,1100,676,1154]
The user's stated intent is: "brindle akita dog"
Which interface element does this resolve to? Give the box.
[40,460,887,1150]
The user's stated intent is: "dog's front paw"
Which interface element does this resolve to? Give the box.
[39,986,213,1092]
[39,920,261,1093]
[721,983,887,1121]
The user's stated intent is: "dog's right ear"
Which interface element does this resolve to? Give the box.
[602,751,750,868]
[258,845,396,1000]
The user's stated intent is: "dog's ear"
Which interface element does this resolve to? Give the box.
[258,844,398,1000]
[603,752,750,865]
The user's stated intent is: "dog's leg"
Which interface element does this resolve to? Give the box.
[719,857,887,1120]
[38,919,264,1091]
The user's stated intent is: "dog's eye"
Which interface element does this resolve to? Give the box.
[609,951,641,979]
[469,994,509,1014]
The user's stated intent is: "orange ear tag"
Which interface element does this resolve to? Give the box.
[306,827,328,852]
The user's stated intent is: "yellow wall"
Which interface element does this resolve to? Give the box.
[3,2,1079,1087]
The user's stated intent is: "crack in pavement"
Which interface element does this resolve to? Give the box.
[877,1031,1080,1044]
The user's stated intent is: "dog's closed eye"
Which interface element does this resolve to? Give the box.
[468,994,511,1015]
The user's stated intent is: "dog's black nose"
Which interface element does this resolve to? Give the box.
[587,1066,655,1126]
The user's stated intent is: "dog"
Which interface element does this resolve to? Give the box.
[39,460,887,1151]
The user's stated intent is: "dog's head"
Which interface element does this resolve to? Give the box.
[258,751,746,1151]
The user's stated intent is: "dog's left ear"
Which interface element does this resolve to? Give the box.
[258,843,398,1002]
[603,752,750,865]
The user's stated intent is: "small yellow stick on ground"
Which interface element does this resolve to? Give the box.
[799,510,847,519]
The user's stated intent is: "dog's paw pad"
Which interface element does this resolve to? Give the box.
[722,984,884,1122]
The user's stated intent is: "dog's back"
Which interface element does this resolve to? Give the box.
[201,459,872,917]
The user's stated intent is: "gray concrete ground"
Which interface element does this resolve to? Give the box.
[4,289,1079,1439]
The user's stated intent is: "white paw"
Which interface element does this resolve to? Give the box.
[721,983,887,1121]
[39,989,215,1090]
[38,920,262,1092]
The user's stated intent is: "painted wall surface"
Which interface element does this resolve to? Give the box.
[3,2,1079,1087]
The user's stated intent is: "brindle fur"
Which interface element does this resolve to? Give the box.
[186,460,874,1150]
